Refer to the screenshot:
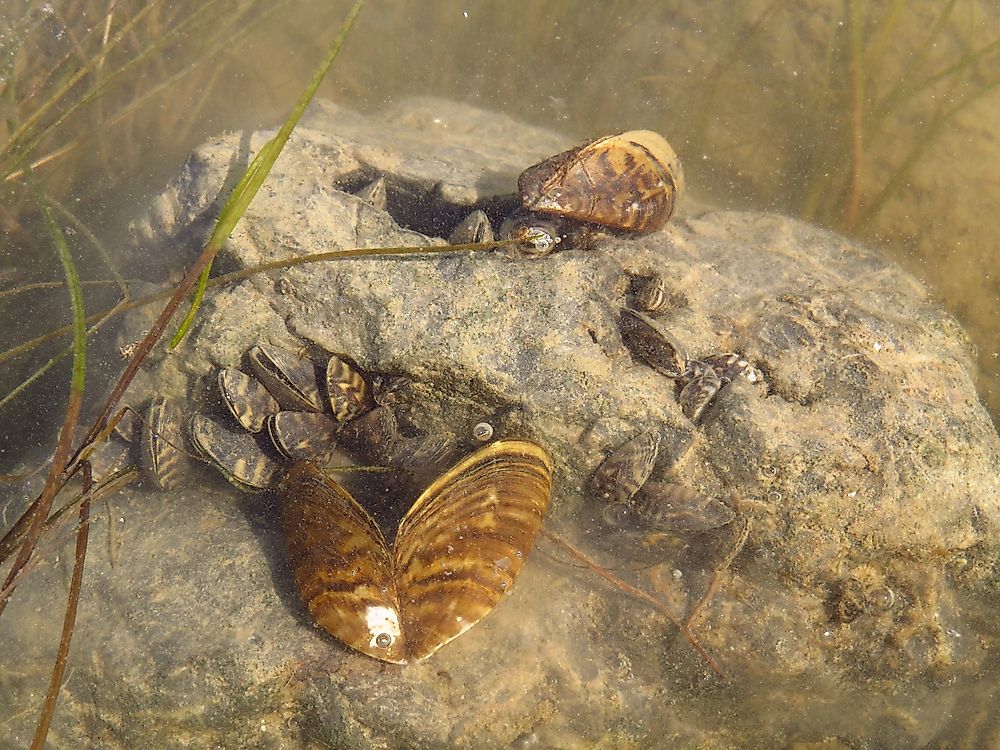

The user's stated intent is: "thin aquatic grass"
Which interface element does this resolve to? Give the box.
[0,177,89,625]
[169,0,367,348]
[4,0,293,185]
[0,0,166,176]
[1,2,370,743]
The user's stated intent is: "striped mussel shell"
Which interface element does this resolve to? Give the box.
[139,397,191,491]
[218,367,280,433]
[619,308,687,379]
[325,353,374,422]
[246,344,325,413]
[603,481,735,532]
[281,438,553,663]
[189,414,283,491]
[635,274,668,314]
[336,405,401,464]
[689,352,761,385]
[267,411,347,468]
[678,364,722,425]
[589,428,661,505]
[518,130,684,233]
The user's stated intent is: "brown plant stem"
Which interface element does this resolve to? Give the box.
[30,464,92,750]
[0,468,137,602]
[0,390,80,620]
[686,516,751,630]
[539,527,725,679]
[841,0,866,230]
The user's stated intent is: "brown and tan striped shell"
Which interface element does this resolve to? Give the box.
[518,130,684,233]
[281,439,553,664]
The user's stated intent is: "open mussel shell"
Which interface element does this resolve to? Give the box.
[218,367,280,433]
[325,354,374,422]
[247,344,325,413]
[620,308,687,379]
[281,439,553,663]
[190,414,283,491]
[353,176,387,211]
[589,428,661,504]
[267,411,347,468]
[139,397,190,491]
[449,210,494,245]
[621,482,735,532]
[679,365,722,425]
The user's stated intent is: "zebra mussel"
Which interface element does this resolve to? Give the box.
[620,308,762,425]
[589,428,734,534]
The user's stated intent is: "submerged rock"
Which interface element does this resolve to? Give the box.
[2,98,999,749]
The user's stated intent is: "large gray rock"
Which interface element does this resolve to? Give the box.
[2,98,999,749]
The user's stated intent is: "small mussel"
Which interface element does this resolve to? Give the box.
[139,397,191,491]
[353,177,388,211]
[267,411,347,467]
[635,274,668,314]
[589,429,661,504]
[190,413,283,491]
[690,353,762,385]
[498,211,567,259]
[619,308,687,379]
[218,367,280,433]
[678,363,722,425]
[449,210,494,245]
[247,344,325,413]
[325,353,375,422]
[337,405,401,464]
[604,482,735,532]
[518,130,684,234]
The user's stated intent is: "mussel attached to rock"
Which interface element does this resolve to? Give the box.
[500,130,685,256]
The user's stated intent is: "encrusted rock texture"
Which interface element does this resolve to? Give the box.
[2,98,999,749]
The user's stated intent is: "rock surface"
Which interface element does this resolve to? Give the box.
[3,98,1000,749]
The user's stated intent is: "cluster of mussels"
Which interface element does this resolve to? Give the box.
[108,342,555,665]
[99,129,714,663]
[619,305,761,426]
[188,343,460,493]
[589,428,735,538]
[438,129,686,259]
[101,344,455,494]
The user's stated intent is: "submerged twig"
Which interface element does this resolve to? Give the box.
[686,515,751,630]
[539,527,725,679]
[30,464,92,750]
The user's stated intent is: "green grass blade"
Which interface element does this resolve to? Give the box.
[29,181,86,394]
[169,0,367,348]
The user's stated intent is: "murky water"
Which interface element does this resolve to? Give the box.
[1,1,999,748]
